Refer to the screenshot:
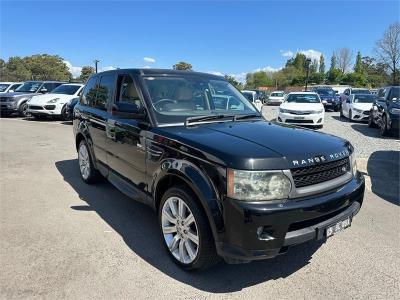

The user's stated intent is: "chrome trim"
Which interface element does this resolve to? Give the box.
[89,117,106,126]
[284,169,352,199]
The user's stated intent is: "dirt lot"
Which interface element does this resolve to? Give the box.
[1,116,399,299]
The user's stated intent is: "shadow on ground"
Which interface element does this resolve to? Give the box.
[367,151,400,206]
[55,159,324,293]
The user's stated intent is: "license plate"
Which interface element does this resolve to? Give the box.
[326,217,351,237]
[293,116,305,120]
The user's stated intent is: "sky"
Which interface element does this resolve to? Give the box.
[1,0,399,81]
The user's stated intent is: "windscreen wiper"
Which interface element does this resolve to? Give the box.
[233,113,262,121]
[185,114,235,126]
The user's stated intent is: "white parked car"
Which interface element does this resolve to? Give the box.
[340,93,376,122]
[278,92,325,128]
[27,83,84,119]
[241,90,263,111]
[0,82,22,94]
[267,91,285,105]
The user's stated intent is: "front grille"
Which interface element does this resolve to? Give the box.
[0,97,11,102]
[291,157,350,188]
[286,119,314,124]
[288,110,311,115]
[44,105,56,110]
[363,111,370,115]
[29,105,43,110]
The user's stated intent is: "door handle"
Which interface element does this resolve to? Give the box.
[106,120,116,141]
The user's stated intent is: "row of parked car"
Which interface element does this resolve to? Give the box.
[240,85,399,136]
[0,81,83,120]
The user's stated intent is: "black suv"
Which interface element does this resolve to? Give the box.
[0,81,66,117]
[73,69,365,270]
[368,86,400,136]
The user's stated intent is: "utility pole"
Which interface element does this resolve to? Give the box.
[93,59,100,73]
[304,58,312,91]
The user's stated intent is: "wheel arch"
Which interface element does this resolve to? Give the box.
[152,161,224,243]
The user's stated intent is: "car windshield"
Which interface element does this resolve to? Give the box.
[0,84,11,92]
[15,82,42,93]
[271,92,284,97]
[316,89,334,96]
[286,94,320,103]
[143,76,257,125]
[352,89,370,94]
[51,84,81,95]
[353,94,376,103]
[389,87,399,101]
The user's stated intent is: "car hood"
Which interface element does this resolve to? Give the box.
[28,93,73,105]
[352,103,373,110]
[280,102,323,111]
[156,120,351,170]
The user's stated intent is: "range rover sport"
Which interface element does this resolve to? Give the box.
[73,69,365,270]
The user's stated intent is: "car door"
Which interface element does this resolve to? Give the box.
[105,73,148,202]
[342,95,351,117]
[375,88,387,125]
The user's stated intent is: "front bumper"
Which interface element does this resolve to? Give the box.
[278,112,324,126]
[0,102,18,113]
[27,104,62,116]
[351,110,370,122]
[216,173,365,262]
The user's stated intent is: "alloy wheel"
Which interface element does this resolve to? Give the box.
[161,196,199,264]
[78,143,90,180]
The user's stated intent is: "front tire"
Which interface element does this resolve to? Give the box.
[368,114,377,128]
[78,140,102,184]
[348,110,353,121]
[380,114,391,136]
[19,102,30,117]
[158,186,219,271]
[340,107,344,118]
[61,105,69,121]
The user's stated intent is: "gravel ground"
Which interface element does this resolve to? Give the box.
[1,117,399,299]
[261,105,400,159]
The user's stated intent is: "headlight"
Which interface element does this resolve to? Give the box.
[350,151,357,176]
[389,108,400,115]
[279,108,290,113]
[311,109,324,114]
[227,169,292,201]
[47,98,60,103]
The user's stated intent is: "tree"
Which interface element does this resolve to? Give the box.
[354,51,363,73]
[361,56,390,87]
[79,66,95,83]
[327,68,342,84]
[375,22,400,85]
[319,54,325,74]
[341,72,368,87]
[172,61,192,71]
[3,56,32,81]
[245,71,273,89]
[224,75,243,90]
[310,59,318,74]
[336,48,353,74]
[329,52,337,71]
[24,54,71,80]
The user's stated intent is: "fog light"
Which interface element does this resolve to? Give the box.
[257,227,275,241]
[278,117,282,122]
[317,118,322,123]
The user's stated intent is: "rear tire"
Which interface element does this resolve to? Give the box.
[78,140,103,184]
[158,186,219,271]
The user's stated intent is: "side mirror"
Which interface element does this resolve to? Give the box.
[8,89,14,93]
[40,88,48,93]
[112,102,145,119]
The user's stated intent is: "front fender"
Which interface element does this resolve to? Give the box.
[152,158,224,242]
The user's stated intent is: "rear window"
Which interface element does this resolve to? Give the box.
[286,94,320,103]
[271,92,284,97]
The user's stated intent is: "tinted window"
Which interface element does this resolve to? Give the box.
[352,89,370,94]
[10,83,21,91]
[271,92,284,97]
[42,83,55,92]
[51,84,82,95]
[389,87,400,101]
[353,94,376,103]
[316,89,334,96]
[80,77,97,106]
[377,89,386,98]
[94,75,115,111]
[286,94,320,103]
